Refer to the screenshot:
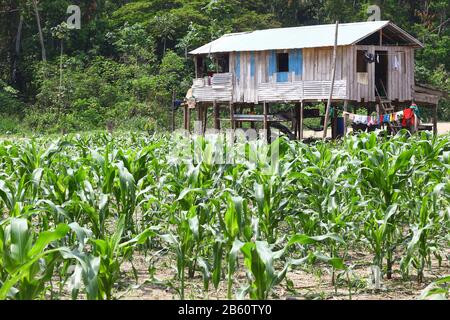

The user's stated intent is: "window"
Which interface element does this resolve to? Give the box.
[277,52,289,72]
[217,54,229,73]
[357,50,368,73]
[196,56,205,77]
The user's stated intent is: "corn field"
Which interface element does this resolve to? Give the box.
[0,131,449,300]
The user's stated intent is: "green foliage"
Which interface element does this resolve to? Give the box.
[0,0,449,131]
[0,131,448,300]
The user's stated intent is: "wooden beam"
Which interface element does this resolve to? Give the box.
[293,104,298,138]
[433,103,438,135]
[213,101,220,130]
[183,105,188,131]
[230,102,235,130]
[250,104,255,129]
[263,102,269,142]
[323,21,339,140]
[343,100,348,136]
[194,56,198,78]
[299,101,304,140]
[332,105,338,140]
[203,105,208,134]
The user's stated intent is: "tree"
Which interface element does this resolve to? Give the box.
[151,13,177,54]
[31,0,46,62]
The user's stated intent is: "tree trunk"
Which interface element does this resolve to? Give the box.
[12,15,23,84]
[32,0,46,62]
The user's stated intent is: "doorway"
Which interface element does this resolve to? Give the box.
[375,51,388,98]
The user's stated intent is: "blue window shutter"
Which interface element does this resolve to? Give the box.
[298,49,303,75]
[288,50,294,73]
[289,49,303,76]
[268,51,276,76]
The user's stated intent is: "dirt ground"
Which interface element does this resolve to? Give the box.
[117,249,450,300]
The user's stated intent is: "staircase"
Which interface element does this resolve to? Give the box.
[375,84,398,134]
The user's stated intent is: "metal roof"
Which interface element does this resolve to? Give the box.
[189,21,423,55]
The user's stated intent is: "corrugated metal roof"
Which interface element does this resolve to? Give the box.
[189,21,422,55]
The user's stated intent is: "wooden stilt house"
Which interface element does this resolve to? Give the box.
[184,21,443,138]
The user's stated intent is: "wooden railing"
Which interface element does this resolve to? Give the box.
[191,76,348,103]
[257,80,347,102]
[192,73,233,102]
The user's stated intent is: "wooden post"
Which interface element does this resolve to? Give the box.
[195,104,202,135]
[433,103,438,135]
[263,102,269,142]
[250,104,255,129]
[194,56,198,79]
[213,101,220,130]
[203,105,208,134]
[332,105,338,139]
[293,105,298,138]
[183,105,188,131]
[230,102,235,130]
[323,21,339,140]
[343,100,349,136]
[299,101,304,140]
[375,103,380,130]
[171,90,176,132]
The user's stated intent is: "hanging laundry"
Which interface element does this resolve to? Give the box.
[361,116,368,125]
[410,103,421,120]
[383,114,390,123]
[402,108,415,128]
[364,52,376,63]
[393,55,401,71]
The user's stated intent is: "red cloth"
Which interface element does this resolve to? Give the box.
[402,108,415,127]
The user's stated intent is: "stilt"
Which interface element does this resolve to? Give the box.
[299,101,304,140]
[293,104,298,138]
[213,101,220,130]
[375,103,380,130]
[332,105,338,140]
[250,104,255,129]
[239,105,244,128]
[203,105,208,134]
[433,103,438,135]
[195,104,202,134]
[229,102,235,130]
[263,102,269,142]
[183,105,191,131]
[343,100,348,136]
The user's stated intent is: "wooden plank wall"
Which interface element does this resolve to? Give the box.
[351,45,414,102]
[226,44,414,104]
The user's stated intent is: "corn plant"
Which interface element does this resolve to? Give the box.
[0,218,69,299]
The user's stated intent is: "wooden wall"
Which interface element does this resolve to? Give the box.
[222,44,414,103]
[349,45,414,102]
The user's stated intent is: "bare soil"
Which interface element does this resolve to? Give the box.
[117,249,450,300]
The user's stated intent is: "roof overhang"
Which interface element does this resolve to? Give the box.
[189,21,423,55]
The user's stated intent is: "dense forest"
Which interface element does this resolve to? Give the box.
[0,0,449,134]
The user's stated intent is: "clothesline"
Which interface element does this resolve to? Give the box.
[343,107,418,127]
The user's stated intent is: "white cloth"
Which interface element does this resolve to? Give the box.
[393,55,400,71]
